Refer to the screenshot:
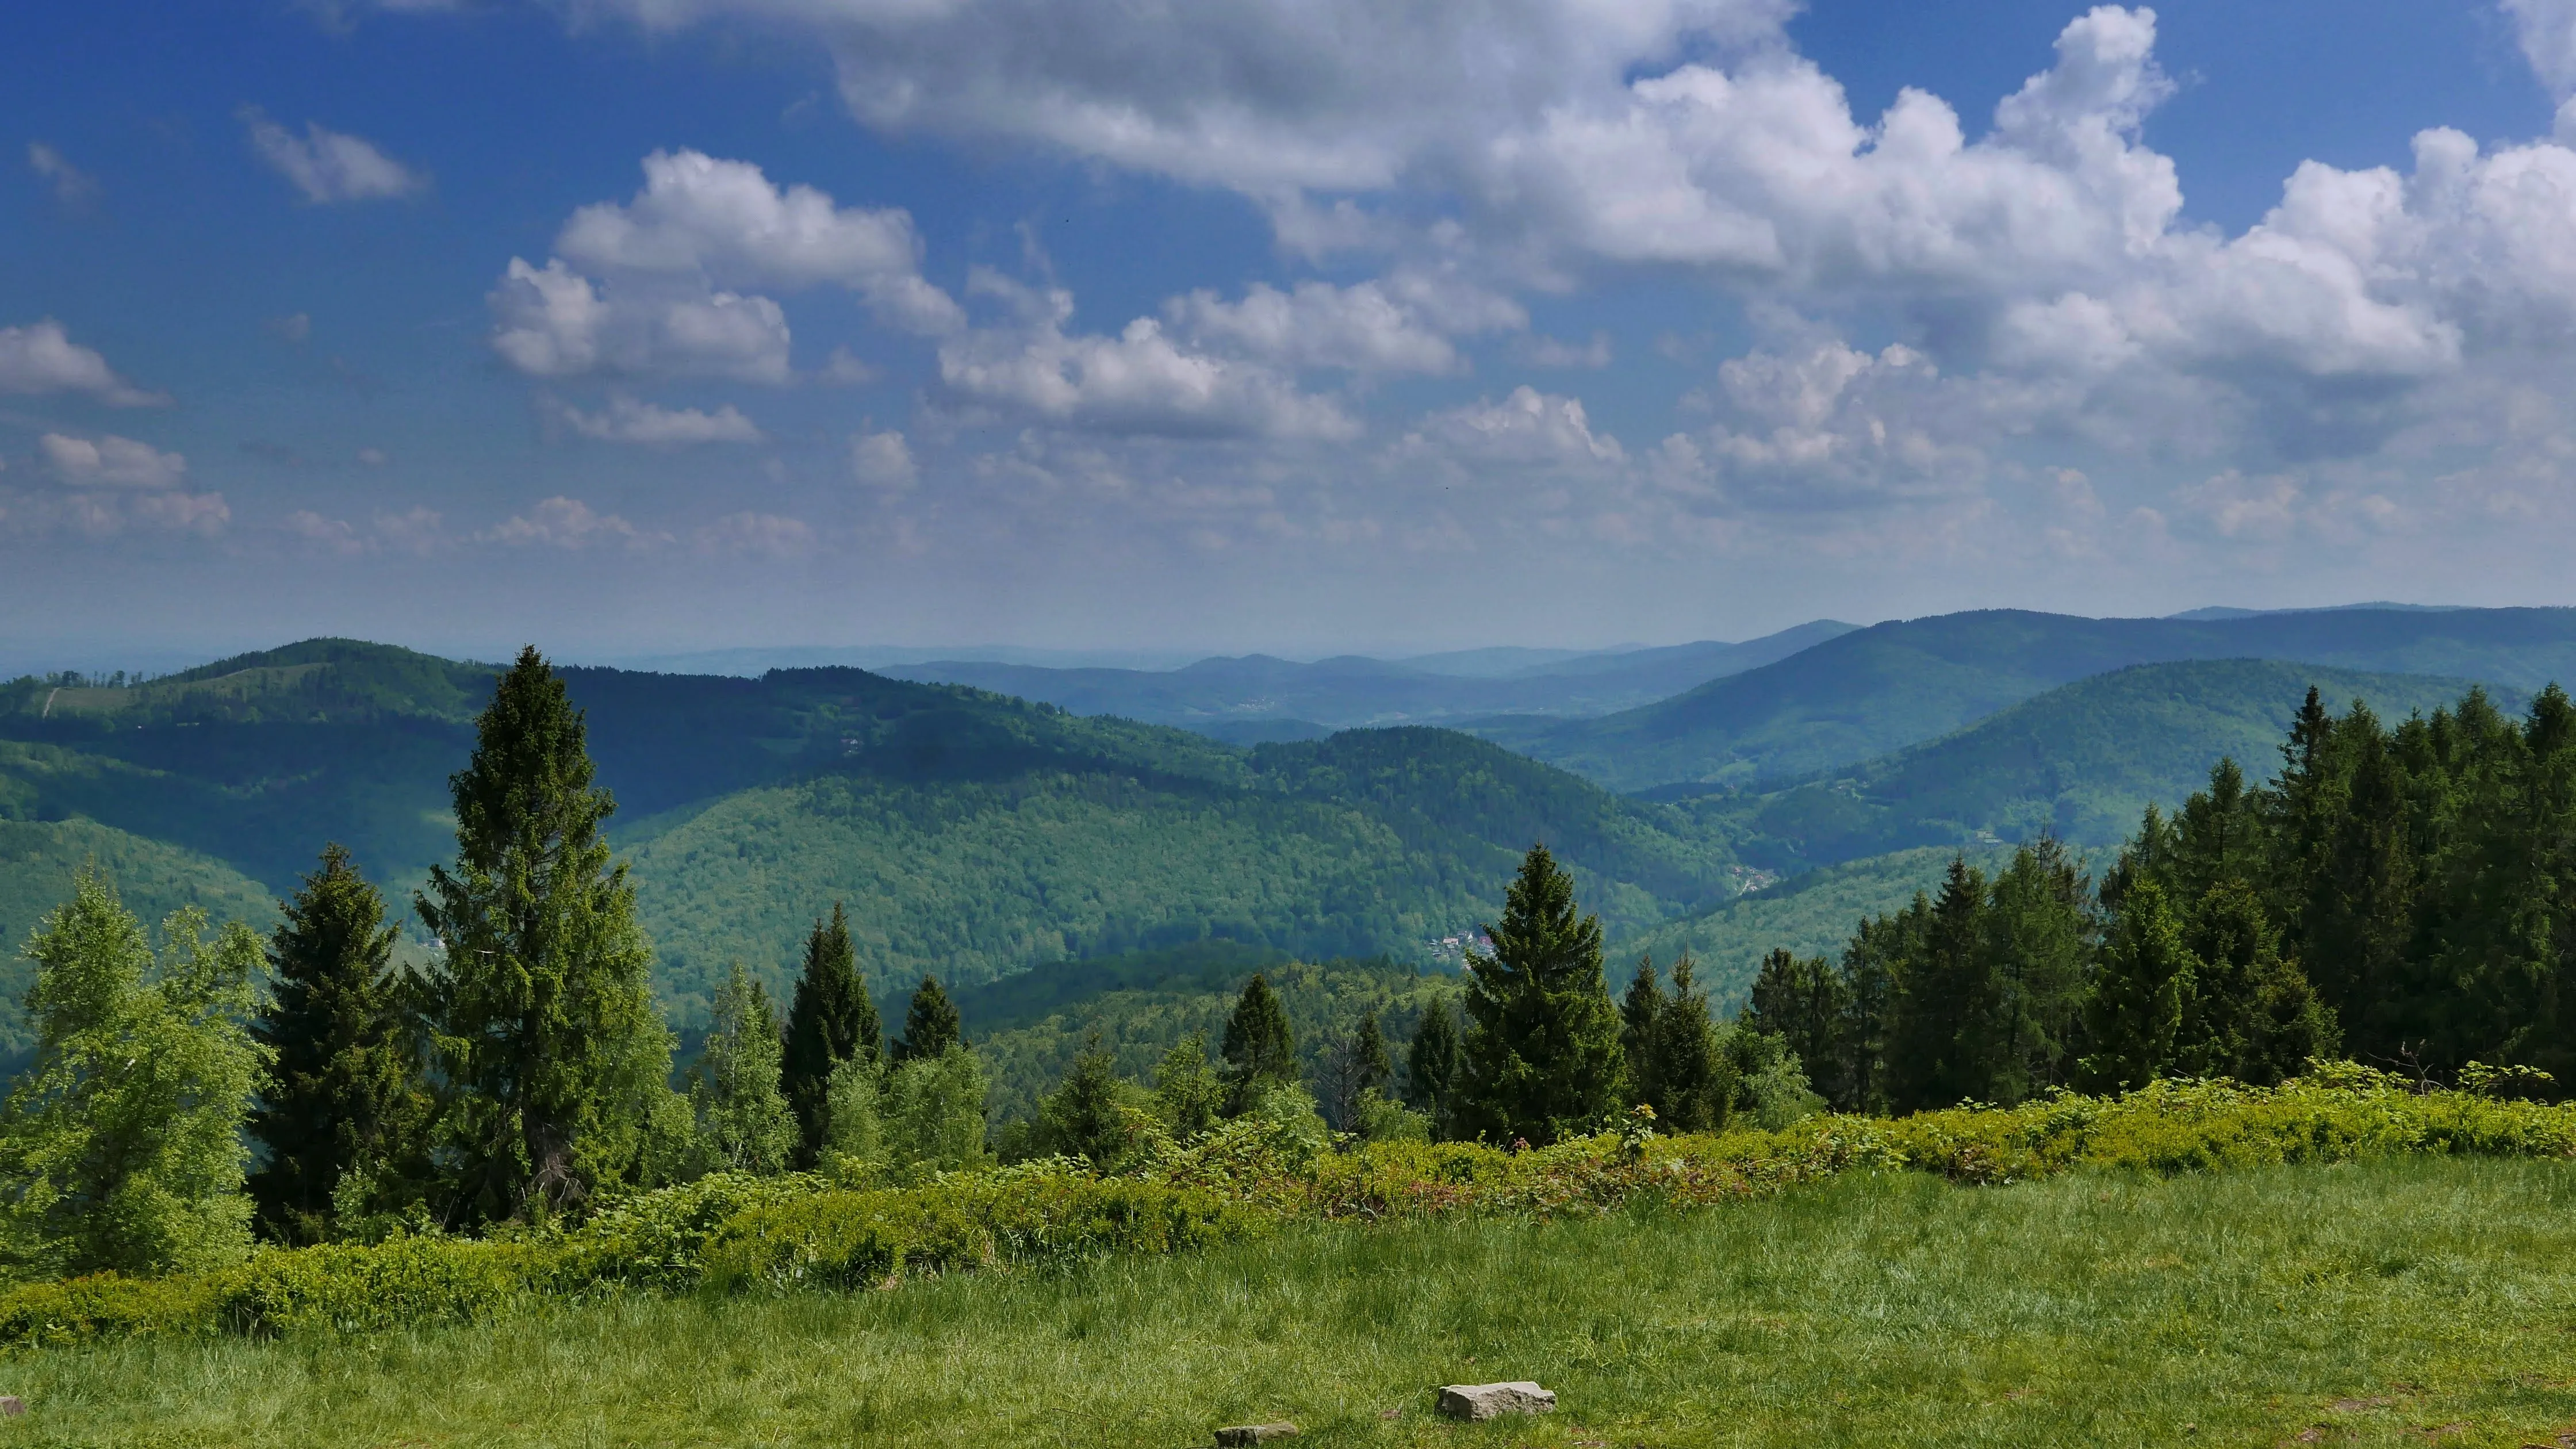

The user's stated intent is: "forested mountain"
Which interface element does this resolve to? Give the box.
[875,620,1854,732]
[0,642,1743,1029]
[1705,660,2489,869]
[1485,607,2576,791]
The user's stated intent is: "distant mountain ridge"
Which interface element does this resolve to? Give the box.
[1482,606,2576,791]
[876,620,1857,732]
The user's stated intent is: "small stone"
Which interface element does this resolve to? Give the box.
[1438,1382,1557,1421]
[0,1397,22,1416]
[1212,1423,1298,1445]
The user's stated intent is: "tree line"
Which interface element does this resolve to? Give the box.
[2,654,2566,1282]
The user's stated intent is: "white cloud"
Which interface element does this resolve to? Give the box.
[241,110,426,203]
[1519,332,1613,369]
[265,313,313,345]
[936,273,1358,439]
[284,509,366,555]
[27,143,98,210]
[41,432,186,489]
[482,496,661,550]
[129,490,229,536]
[1165,277,1513,374]
[850,428,918,489]
[1402,386,1623,467]
[0,321,166,406]
[695,510,814,557]
[488,150,958,384]
[555,149,960,334]
[489,256,791,383]
[551,394,766,444]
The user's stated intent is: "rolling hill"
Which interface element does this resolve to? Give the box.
[1482,607,2576,791]
[874,620,1856,733]
[0,642,1747,1028]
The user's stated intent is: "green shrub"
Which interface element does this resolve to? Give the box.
[2,1068,2570,1352]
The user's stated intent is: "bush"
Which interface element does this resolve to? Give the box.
[1,1068,2569,1351]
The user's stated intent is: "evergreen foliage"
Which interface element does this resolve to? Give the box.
[1151,1037,1224,1140]
[1405,1001,1461,1134]
[896,976,960,1063]
[1036,1036,1149,1168]
[1219,972,1297,1114]
[1744,948,1849,1107]
[1620,954,1726,1130]
[0,873,266,1278]
[691,963,796,1176]
[247,845,430,1245]
[413,647,672,1223]
[780,904,876,1167]
[1456,845,1626,1144]
[2078,879,2194,1094]
[1318,1009,1393,1129]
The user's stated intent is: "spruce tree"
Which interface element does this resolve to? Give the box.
[1455,844,1624,1145]
[2079,877,2195,1093]
[782,904,879,1166]
[1979,840,2092,1102]
[1652,954,1723,1131]
[1885,858,2004,1111]
[2177,879,2338,1085]
[415,646,673,1222]
[1619,957,1665,1113]
[692,962,796,1175]
[0,874,267,1276]
[1152,1036,1225,1138]
[895,975,961,1062]
[1038,1035,1139,1167]
[1745,948,1850,1107]
[248,844,431,1244]
[1405,999,1461,1135]
[1220,972,1297,1113]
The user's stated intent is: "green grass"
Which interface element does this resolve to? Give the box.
[14,1157,2576,1447]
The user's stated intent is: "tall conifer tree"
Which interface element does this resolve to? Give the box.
[1405,999,1462,1135]
[781,904,879,1166]
[248,844,430,1244]
[1220,972,1297,1113]
[2079,877,2194,1093]
[1456,844,1624,1144]
[896,975,961,1062]
[416,646,672,1222]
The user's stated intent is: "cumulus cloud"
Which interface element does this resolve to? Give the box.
[550,394,766,444]
[489,151,957,384]
[41,432,187,489]
[283,509,366,555]
[0,321,166,405]
[484,496,661,550]
[242,109,426,203]
[1402,386,1624,468]
[489,256,791,383]
[936,272,1358,439]
[1165,276,1516,374]
[850,428,918,489]
[555,149,960,334]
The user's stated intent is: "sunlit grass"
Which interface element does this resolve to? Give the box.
[13,1157,2576,1447]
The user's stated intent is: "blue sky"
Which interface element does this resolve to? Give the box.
[5,0,2575,665]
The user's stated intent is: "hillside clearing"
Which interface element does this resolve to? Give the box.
[11,1157,2576,1447]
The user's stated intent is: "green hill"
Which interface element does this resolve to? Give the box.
[1482,606,2576,791]
[952,942,1454,1124]
[1712,659,2490,870]
[0,642,1743,1030]
[1606,845,2019,1010]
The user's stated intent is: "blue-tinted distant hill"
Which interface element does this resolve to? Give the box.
[0,641,1747,1027]
[1480,607,2576,791]
[874,620,1856,733]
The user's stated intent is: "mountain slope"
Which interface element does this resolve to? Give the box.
[1489,607,2576,790]
[876,620,1857,732]
[1,641,1745,1029]
[1708,659,2491,869]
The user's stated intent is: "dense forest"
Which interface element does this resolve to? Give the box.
[3,641,2573,1289]
[1742,684,2576,1112]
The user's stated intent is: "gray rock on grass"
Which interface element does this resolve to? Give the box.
[1437,1382,1557,1420]
[1213,1423,1298,1445]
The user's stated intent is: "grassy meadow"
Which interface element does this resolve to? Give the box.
[12,1156,2576,1448]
